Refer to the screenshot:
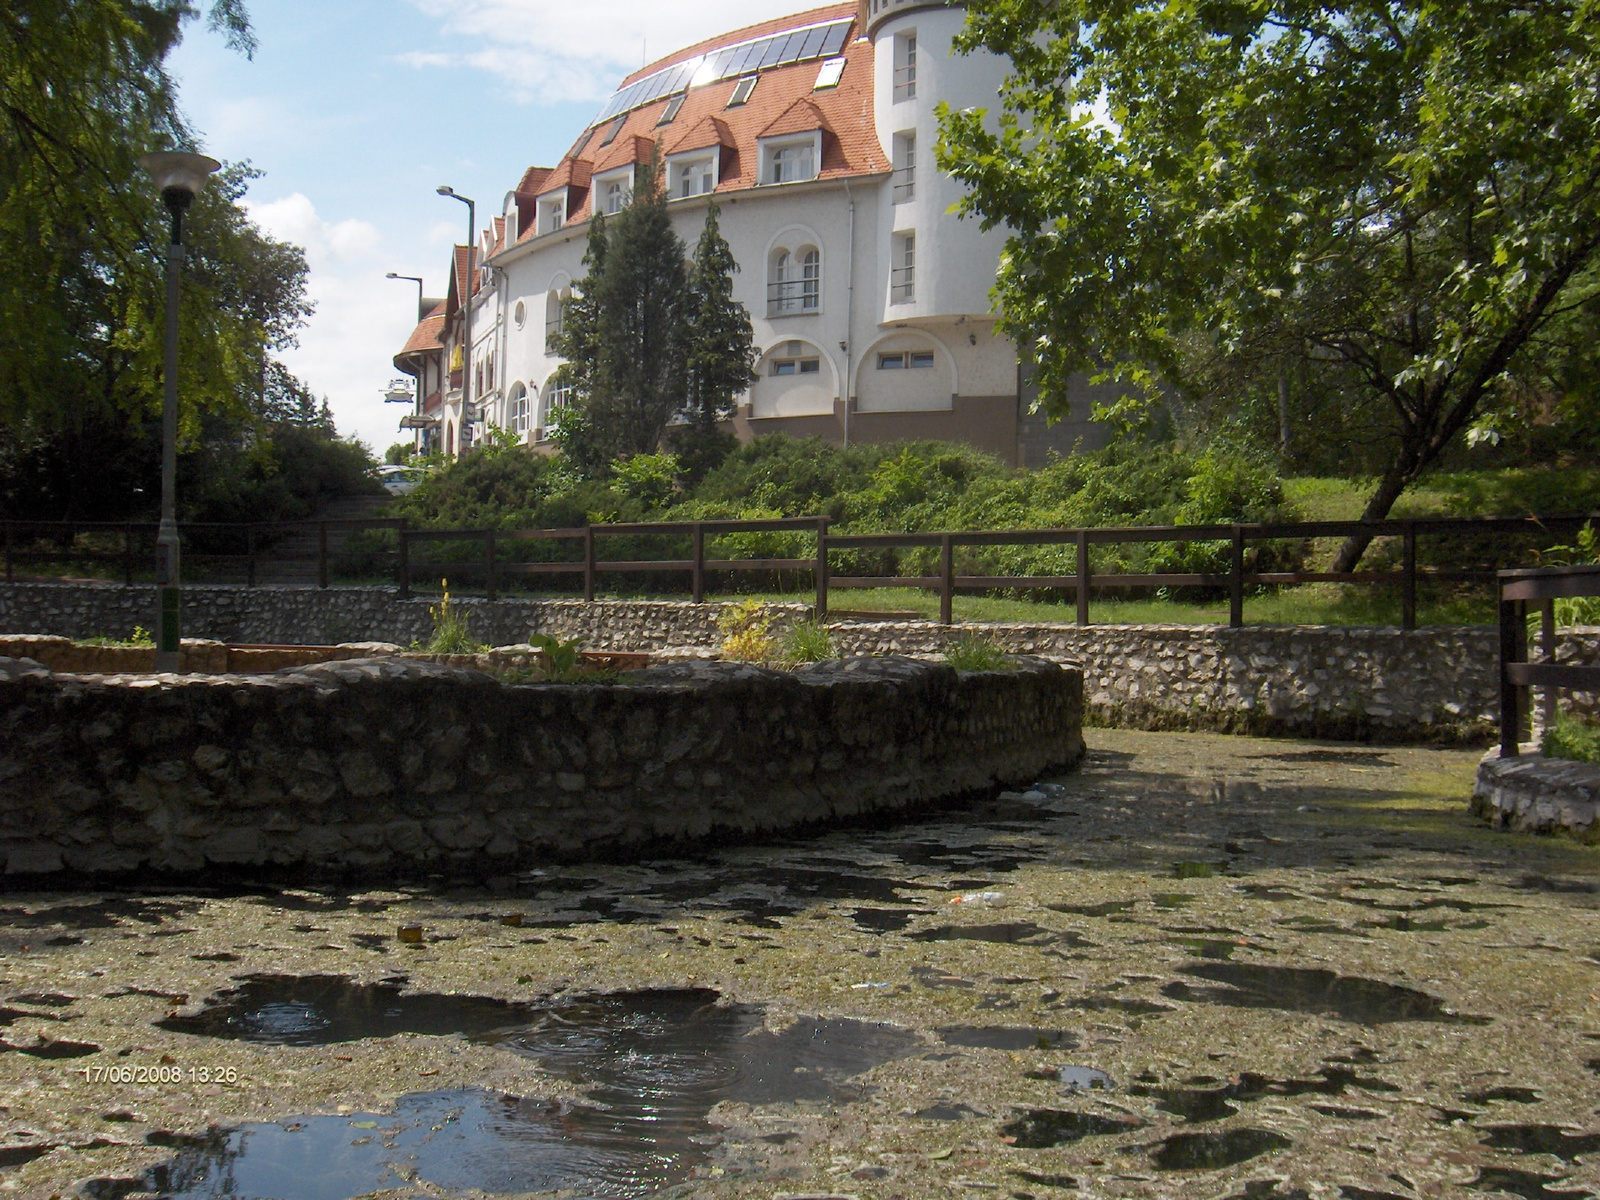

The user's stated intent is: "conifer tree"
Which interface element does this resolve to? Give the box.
[674,200,757,481]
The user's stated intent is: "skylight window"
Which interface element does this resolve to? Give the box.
[598,115,627,147]
[727,76,758,107]
[813,57,846,90]
[657,93,686,126]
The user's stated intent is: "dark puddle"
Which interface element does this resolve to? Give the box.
[938,1025,1077,1051]
[1000,1108,1146,1148]
[127,982,922,1198]
[1466,1166,1596,1199]
[1161,961,1488,1025]
[908,922,1087,947]
[1249,749,1393,766]
[0,1144,53,1168]
[1129,1066,1400,1124]
[1152,893,1197,909]
[1150,1128,1293,1171]
[1467,1085,1542,1104]
[912,965,975,989]
[1051,994,1177,1016]
[0,1038,99,1058]
[849,907,918,934]
[1480,1125,1600,1162]
[0,896,199,929]
[157,976,534,1044]
[1047,899,1138,918]
[1059,1065,1114,1091]
[1012,1168,1081,1189]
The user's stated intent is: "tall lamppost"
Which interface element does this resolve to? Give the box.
[386,271,425,321]
[437,186,475,452]
[138,150,220,673]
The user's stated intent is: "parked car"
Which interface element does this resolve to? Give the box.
[372,464,429,496]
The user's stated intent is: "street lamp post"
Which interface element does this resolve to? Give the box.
[138,150,220,674]
[437,187,475,452]
[386,271,425,321]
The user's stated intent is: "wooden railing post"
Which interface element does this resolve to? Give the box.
[1499,594,1522,757]
[317,522,329,589]
[815,518,829,619]
[1075,530,1090,626]
[1540,598,1556,734]
[1402,520,1417,631]
[1229,525,1245,628]
[583,525,596,602]
[939,533,954,625]
[485,529,497,601]
[692,523,705,604]
[397,526,410,599]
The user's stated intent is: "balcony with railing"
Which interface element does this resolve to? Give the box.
[768,277,820,317]
[891,165,915,204]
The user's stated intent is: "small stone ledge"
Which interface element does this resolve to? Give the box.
[0,654,1085,882]
[1472,747,1600,840]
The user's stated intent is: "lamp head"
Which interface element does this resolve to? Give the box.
[139,150,222,213]
[437,185,455,196]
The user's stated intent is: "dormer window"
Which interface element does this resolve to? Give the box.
[727,75,758,107]
[538,194,565,235]
[766,138,818,185]
[594,167,634,215]
[672,155,716,198]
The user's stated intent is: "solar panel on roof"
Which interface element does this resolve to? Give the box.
[587,19,853,128]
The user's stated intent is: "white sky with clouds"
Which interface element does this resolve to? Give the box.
[166,0,812,455]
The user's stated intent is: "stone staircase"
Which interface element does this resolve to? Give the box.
[247,495,395,586]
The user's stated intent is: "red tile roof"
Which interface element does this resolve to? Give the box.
[505,4,884,247]
[395,301,446,369]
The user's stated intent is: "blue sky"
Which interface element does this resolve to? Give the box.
[166,0,809,453]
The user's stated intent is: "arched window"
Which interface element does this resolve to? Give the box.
[538,378,573,436]
[768,246,820,316]
[545,286,570,353]
[508,383,529,437]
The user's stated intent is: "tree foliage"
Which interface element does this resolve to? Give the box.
[0,1,345,522]
[939,0,1600,567]
[553,160,757,481]
[551,154,689,474]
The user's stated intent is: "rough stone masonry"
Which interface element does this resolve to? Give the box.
[0,654,1084,881]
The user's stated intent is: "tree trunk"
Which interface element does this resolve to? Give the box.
[1276,371,1291,457]
[1330,453,1423,573]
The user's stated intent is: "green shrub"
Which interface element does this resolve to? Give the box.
[528,633,586,680]
[1542,712,1600,763]
[717,600,779,663]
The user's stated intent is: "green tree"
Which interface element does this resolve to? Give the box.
[552,152,688,474]
[939,0,1600,569]
[673,200,756,482]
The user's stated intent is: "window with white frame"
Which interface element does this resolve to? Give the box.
[539,379,573,433]
[892,132,915,203]
[545,286,569,352]
[894,32,917,102]
[538,194,565,235]
[604,177,628,214]
[673,156,715,198]
[727,75,757,107]
[509,383,529,435]
[891,232,915,304]
[767,139,817,184]
[768,246,820,316]
[877,350,935,370]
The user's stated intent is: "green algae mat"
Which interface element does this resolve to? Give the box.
[2,729,1597,1199]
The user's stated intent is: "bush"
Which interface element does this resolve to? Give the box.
[944,631,1014,671]
[782,618,834,664]
[1543,712,1600,763]
[717,600,779,663]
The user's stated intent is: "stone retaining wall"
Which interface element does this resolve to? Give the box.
[3,582,1596,743]
[1472,748,1600,841]
[0,654,1084,881]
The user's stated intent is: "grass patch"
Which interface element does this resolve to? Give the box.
[943,631,1014,671]
[781,618,835,664]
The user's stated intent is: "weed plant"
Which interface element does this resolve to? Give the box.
[944,631,1014,671]
[782,618,834,664]
[717,600,779,663]
[1542,712,1600,763]
[425,581,488,654]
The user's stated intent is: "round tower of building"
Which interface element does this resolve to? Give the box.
[867,0,1006,324]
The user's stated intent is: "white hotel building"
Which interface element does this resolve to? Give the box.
[394,0,1111,467]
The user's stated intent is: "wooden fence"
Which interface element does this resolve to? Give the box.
[5,512,1597,630]
[1497,563,1600,755]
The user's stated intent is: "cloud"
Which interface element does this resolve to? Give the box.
[246,193,383,269]
[242,193,414,453]
[401,0,812,104]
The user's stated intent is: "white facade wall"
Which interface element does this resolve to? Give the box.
[481,1,1022,451]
